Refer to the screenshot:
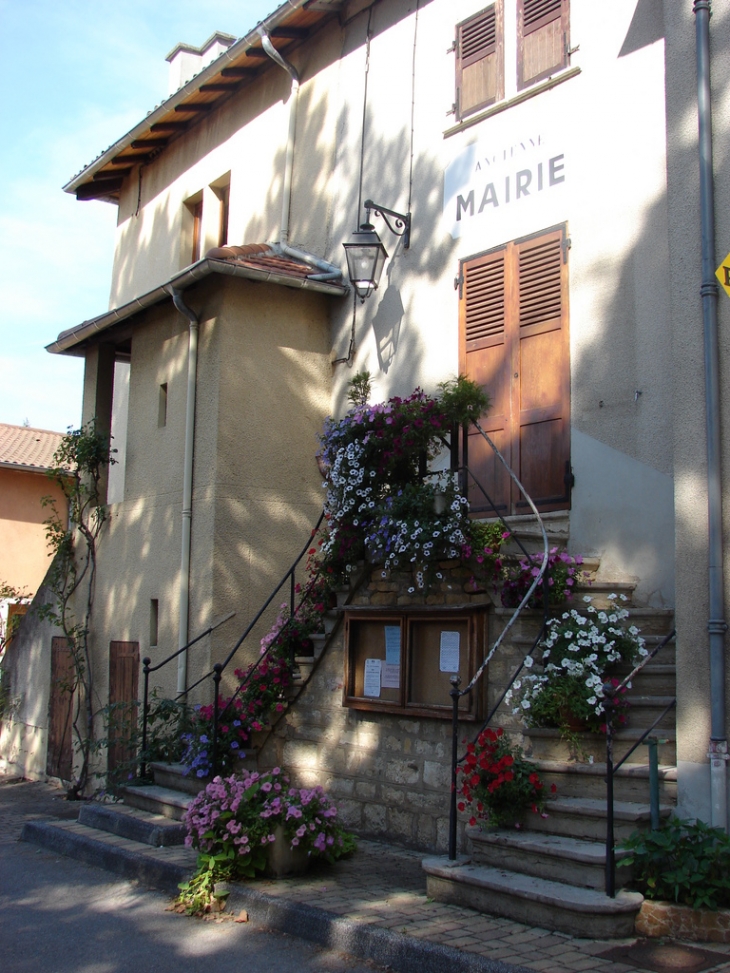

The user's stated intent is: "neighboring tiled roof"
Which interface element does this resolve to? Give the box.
[0,424,65,472]
[205,243,314,279]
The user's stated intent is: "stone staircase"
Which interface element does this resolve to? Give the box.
[20,601,344,891]
[423,562,676,938]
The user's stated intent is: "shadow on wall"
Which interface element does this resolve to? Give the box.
[0,573,65,779]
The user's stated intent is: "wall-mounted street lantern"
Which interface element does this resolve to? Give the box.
[343,199,411,302]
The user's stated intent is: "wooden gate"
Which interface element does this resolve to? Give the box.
[47,637,74,781]
[108,640,140,777]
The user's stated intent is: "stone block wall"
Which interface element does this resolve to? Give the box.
[259,560,544,853]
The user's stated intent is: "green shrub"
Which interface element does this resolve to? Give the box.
[621,817,730,910]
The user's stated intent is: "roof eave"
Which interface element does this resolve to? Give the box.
[63,0,319,196]
[46,258,347,356]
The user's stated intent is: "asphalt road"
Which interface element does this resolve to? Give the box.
[0,779,384,973]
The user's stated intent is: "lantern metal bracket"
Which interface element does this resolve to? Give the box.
[363,199,411,249]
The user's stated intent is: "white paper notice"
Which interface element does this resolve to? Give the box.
[384,626,401,665]
[363,658,382,697]
[439,631,461,672]
[382,663,401,689]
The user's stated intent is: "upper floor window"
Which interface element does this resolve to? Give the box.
[454,0,570,122]
[518,0,569,90]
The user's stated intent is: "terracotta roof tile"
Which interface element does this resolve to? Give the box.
[0,424,66,472]
[205,243,314,280]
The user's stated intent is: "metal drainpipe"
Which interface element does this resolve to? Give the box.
[167,286,199,695]
[694,0,728,830]
[259,31,343,282]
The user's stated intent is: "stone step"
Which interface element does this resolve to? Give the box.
[78,802,187,847]
[618,663,676,696]
[467,827,632,891]
[149,761,206,796]
[622,696,676,729]
[422,855,643,939]
[489,607,674,643]
[21,818,197,893]
[524,727,676,766]
[533,758,677,803]
[573,583,636,608]
[524,796,672,842]
[119,783,193,821]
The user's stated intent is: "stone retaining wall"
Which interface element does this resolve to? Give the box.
[260,561,542,853]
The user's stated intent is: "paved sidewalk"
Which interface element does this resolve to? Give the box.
[4,776,730,973]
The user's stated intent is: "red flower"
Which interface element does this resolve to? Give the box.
[550,783,557,793]
[457,802,465,812]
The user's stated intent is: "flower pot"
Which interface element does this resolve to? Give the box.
[265,825,310,878]
[558,707,588,731]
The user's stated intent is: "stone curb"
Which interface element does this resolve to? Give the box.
[20,820,189,892]
[21,820,531,973]
[223,885,534,973]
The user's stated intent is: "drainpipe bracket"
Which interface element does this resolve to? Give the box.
[708,739,729,761]
[708,618,728,635]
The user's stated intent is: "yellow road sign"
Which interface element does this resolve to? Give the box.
[717,252,730,299]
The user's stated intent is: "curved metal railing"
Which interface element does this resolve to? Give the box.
[447,419,550,859]
[139,509,325,778]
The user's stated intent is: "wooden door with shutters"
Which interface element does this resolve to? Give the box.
[47,637,74,781]
[108,641,140,777]
[459,225,570,516]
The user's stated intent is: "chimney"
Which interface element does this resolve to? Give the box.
[165,32,237,96]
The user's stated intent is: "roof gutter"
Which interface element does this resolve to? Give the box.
[63,0,313,195]
[46,258,347,356]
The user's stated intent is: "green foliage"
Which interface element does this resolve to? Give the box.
[507,596,647,743]
[346,370,372,409]
[38,420,116,799]
[437,375,490,426]
[318,379,490,586]
[621,817,730,910]
[457,727,554,829]
[177,769,355,913]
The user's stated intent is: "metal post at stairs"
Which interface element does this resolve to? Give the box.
[448,675,461,861]
[140,658,151,780]
[645,737,661,831]
[211,663,222,775]
[604,686,616,898]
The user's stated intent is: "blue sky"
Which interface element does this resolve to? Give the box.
[0,0,275,432]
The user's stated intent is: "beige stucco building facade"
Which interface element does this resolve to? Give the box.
[3,0,730,840]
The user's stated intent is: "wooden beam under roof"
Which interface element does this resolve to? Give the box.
[221,66,257,78]
[93,168,132,180]
[270,26,309,38]
[77,179,123,201]
[174,102,214,113]
[150,121,190,132]
[199,83,239,92]
[245,48,270,58]
[130,138,169,149]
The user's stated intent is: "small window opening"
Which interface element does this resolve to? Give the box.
[158,383,168,428]
[150,599,159,648]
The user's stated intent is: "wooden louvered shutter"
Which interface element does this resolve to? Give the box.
[456,4,504,121]
[518,0,569,91]
[47,637,74,781]
[513,228,570,510]
[460,247,512,515]
[108,641,140,776]
[459,226,570,516]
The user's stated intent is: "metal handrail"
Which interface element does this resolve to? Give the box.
[138,509,325,779]
[139,612,236,779]
[448,420,549,859]
[603,627,676,897]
